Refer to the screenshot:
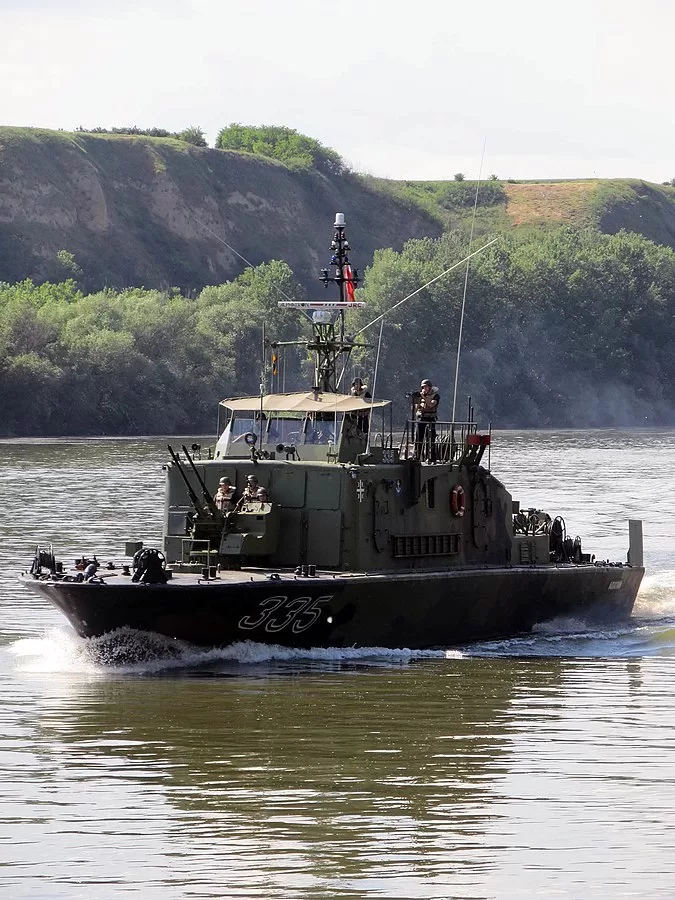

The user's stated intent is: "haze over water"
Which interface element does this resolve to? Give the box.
[2,431,675,898]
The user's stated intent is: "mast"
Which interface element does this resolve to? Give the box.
[320,212,354,306]
[277,213,369,393]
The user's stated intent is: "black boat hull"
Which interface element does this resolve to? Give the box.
[23,563,644,650]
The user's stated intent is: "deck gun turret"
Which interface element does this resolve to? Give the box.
[166,446,226,559]
[180,444,224,523]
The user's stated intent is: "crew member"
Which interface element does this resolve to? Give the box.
[242,474,269,503]
[350,377,371,398]
[214,476,236,512]
[414,378,440,462]
[302,412,318,444]
[349,377,372,433]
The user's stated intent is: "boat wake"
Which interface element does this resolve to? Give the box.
[633,569,675,619]
[8,627,453,675]
[463,570,675,658]
[460,620,675,658]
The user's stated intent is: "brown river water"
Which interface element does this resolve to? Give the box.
[2,430,675,899]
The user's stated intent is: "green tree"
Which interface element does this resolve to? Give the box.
[215,124,347,175]
[352,226,675,427]
[177,126,207,147]
[197,260,307,395]
[0,353,64,434]
[2,233,675,436]
[42,250,83,285]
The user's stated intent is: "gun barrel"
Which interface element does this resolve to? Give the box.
[181,445,224,522]
[167,445,208,517]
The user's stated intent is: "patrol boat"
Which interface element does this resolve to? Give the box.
[22,214,645,650]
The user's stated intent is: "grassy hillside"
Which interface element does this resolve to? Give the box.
[2,126,675,293]
[362,173,675,246]
[0,127,441,292]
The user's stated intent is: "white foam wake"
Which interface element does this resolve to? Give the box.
[8,627,456,675]
[633,570,675,619]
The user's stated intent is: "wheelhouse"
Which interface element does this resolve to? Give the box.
[214,391,391,463]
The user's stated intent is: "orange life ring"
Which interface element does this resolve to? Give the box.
[451,484,466,517]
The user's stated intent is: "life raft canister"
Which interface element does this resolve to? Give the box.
[451,484,466,517]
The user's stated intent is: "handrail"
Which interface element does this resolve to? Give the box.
[399,419,479,463]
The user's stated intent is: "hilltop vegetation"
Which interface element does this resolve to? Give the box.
[362,175,675,246]
[75,124,208,146]
[215,124,347,175]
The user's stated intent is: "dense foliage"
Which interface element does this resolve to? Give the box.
[354,228,675,426]
[0,263,307,436]
[215,124,347,174]
[75,125,208,146]
[1,227,674,436]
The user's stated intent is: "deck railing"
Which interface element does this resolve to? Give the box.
[399,419,484,464]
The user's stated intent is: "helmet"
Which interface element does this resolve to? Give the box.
[420,379,432,387]
[219,477,231,485]
[247,474,258,483]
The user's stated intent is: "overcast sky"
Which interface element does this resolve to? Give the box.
[3,0,674,182]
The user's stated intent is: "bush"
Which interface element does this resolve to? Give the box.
[215,124,347,175]
[177,126,207,147]
[75,125,207,145]
[438,181,506,209]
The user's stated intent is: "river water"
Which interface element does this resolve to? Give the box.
[2,430,675,899]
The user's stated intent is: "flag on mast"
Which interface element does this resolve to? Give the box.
[344,264,356,302]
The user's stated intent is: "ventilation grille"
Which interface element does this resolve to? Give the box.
[392,533,460,558]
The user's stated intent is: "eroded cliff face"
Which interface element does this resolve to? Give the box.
[0,128,440,290]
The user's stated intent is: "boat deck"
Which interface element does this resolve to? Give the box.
[73,559,630,588]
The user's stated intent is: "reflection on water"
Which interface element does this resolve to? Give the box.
[4,652,675,898]
[2,432,675,898]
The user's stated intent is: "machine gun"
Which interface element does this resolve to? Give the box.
[167,445,222,524]
[167,445,226,557]
[181,444,224,523]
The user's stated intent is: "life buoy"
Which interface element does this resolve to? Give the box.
[451,484,466,517]
[244,432,257,446]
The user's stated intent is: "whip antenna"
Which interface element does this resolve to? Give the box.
[365,318,385,453]
[451,139,486,422]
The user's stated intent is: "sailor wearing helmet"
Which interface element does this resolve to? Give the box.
[349,377,371,399]
[349,377,372,432]
[414,378,440,462]
[214,476,236,512]
[242,474,269,503]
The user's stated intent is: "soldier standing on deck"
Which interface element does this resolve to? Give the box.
[350,377,371,399]
[349,378,372,432]
[414,378,440,462]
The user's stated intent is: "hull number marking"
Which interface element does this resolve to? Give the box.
[238,595,333,634]
[608,580,623,590]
